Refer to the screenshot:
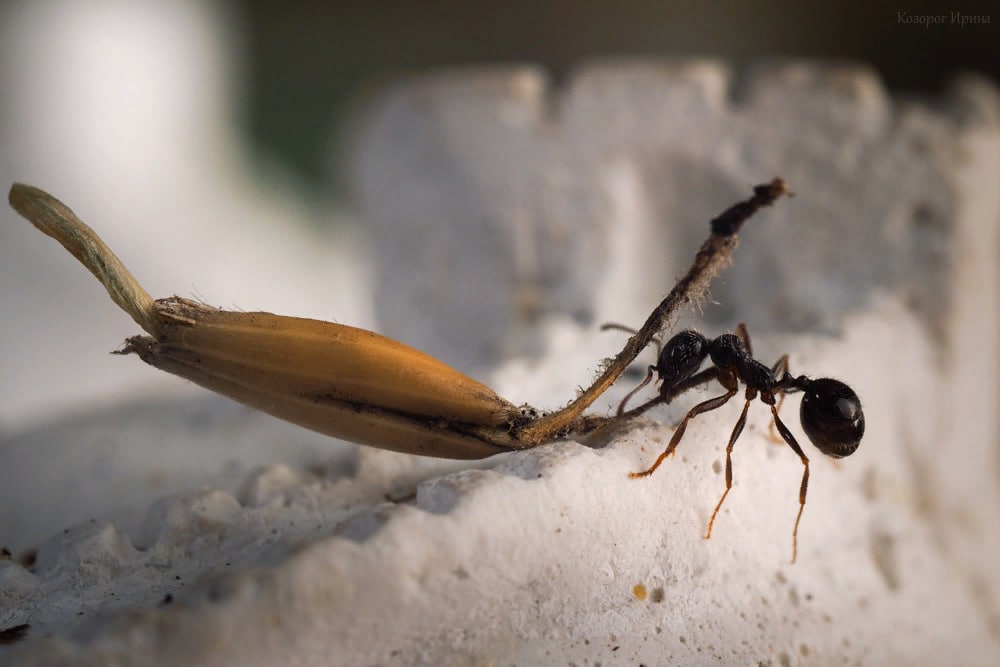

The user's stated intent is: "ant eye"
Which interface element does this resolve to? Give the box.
[657,330,708,387]
[800,378,864,458]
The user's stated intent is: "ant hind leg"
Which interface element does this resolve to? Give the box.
[768,402,810,564]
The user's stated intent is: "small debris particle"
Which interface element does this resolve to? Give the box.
[19,549,37,568]
[0,623,30,645]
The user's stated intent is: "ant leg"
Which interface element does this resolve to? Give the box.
[767,354,790,444]
[618,367,722,422]
[735,322,752,356]
[769,403,810,564]
[767,394,788,443]
[616,365,657,416]
[629,383,738,479]
[771,353,789,377]
[705,392,754,539]
[660,367,721,403]
[767,397,787,443]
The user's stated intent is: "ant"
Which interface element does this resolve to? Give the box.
[602,322,865,562]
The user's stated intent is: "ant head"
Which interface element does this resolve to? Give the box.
[657,330,709,388]
[799,378,864,458]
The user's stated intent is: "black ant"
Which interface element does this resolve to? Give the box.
[602,322,865,562]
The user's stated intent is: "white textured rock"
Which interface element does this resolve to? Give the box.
[3,61,1000,667]
[357,61,995,371]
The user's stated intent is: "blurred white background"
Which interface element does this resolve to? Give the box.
[0,1,372,430]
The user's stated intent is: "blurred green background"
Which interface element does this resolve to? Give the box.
[241,1,999,190]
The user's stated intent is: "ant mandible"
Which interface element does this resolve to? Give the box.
[602,322,865,563]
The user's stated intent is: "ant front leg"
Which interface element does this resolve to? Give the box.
[764,394,810,564]
[629,371,738,479]
[616,367,722,422]
[705,386,757,540]
[616,365,657,416]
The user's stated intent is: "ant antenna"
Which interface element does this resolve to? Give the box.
[599,322,666,416]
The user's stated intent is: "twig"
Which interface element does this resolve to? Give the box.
[513,179,791,445]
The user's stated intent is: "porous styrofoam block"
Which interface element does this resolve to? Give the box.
[2,302,998,665]
[3,62,999,666]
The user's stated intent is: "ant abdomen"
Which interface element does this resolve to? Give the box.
[799,378,864,458]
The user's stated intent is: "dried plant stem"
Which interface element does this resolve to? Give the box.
[8,184,161,338]
[7,178,789,454]
[513,179,791,445]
